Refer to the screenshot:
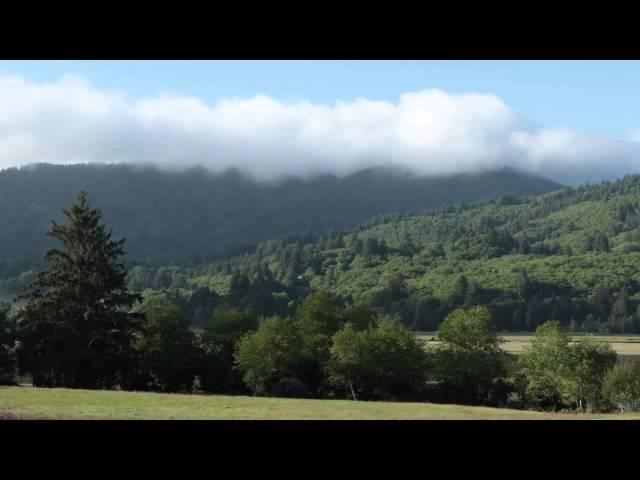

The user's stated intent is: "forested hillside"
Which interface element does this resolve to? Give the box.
[0,163,560,279]
[3,188,638,413]
[123,175,640,332]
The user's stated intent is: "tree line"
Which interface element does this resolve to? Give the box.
[0,163,559,280]
[1,192,639,414]
[113,173,640,333]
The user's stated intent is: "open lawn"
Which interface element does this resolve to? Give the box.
[416,332,640,357]
[1,386,639,420]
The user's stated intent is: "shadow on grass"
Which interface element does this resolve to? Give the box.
[0,411,50,420]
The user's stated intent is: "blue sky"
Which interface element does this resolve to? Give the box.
[1,60,639,136]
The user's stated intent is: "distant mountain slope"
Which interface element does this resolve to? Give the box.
[123,174,640,332]
[0,163,560,277]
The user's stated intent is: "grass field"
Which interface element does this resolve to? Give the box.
[1,386,639,420]
[416,332,640,357]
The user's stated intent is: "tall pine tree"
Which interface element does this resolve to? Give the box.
[16,192,142,388]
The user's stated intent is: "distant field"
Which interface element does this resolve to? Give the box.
[1,387,639,420]
[416,332,640,357]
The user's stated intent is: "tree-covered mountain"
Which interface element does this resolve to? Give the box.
[122,174,640,332]
[0,162,560,278]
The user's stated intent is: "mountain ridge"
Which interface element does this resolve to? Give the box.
[0,162,561,279]
[121,173,640,332]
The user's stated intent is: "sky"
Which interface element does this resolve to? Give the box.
[1,60,640,184]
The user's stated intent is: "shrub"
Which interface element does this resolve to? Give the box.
[432,306,508,406]
[328,316,429,401]
[602,361,640,413]
[234,316,310,396]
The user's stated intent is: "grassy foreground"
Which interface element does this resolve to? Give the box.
[1,387,639,420]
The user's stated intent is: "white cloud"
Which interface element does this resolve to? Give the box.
[0,74,638,184]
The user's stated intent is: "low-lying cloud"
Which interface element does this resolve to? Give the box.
[1,74,639,184]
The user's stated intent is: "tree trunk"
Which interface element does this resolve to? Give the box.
[350,383,357,401]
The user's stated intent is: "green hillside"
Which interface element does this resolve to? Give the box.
[0,163,560,280]
[122,174,640,332]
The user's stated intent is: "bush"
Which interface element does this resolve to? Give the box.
[518,321,573,409]
[137,301,200,392]
[518,321,619,411]
[432,306,508,406]
[340,303,377,331]
[234,316,310,396]
[272,377,310,398]
[328,316,429,401]
[602,361,640,413]
[569,340,617,411]
[297,290,342,336]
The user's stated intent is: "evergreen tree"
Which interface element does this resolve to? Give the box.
[0,309,17,385]
[448,275,469,307]
[199,306,258,394]
[517,270,533,302]
[464,281,481,306]
[137,301,199,392]
[610,286,631,333]
[16,191,142,388]
[389,273,409,302]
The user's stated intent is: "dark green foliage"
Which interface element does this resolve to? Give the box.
[0,310,17,385]
[328,317,429,401]
[271,377,310,398]
[585,232,610,252]
[437,306,502,353]
[389,273,409,302]
[296,290,342,337]
[137,301,200,392]
[518,322,574,409]
[448,275,470,307]
[234,295,430,401]
[15,192,142,389]
[610,286,631,333]
[602,361,640,412]
[234,316,310,396]
[293,291,344,394]
[198,307,258,393]
[411,297,444,331]
[340,303,377,331]
[117,173,640,332]
[432,307,508,405]
[7,171,640,411]
[517,270,533,302]
[569,340,617,411]
[0,164,560,280]
[516,321,621,411]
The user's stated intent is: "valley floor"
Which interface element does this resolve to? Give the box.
[416,333,640,357]
[1,387,638,420]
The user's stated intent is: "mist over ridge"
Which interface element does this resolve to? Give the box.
[0,162,561,277]
[2,74,639,185]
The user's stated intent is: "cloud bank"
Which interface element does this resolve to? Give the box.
[1,74,639,184]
